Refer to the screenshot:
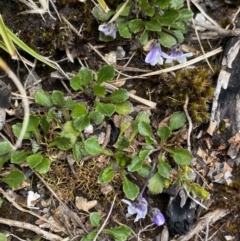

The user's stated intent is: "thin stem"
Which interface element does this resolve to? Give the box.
[138,150,160,199]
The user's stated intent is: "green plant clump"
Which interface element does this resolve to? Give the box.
[0,64,209,240]
[93,0,193,47]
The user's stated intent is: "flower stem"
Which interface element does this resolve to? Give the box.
[138,150,160,199]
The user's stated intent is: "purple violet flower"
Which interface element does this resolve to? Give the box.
[149,207,165,226]
[145,41,169,66]
[98,23,117,39]
[122,197,148,222]
[165,44,192,64]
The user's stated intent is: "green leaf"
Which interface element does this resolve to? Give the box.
[169,21,187,31]
[146,7,155,17]
[138,0,148,10]
[178,9,193,21]
[71,104,87,118]
[27,153,43,168]
[48,136,74,150]
[73,115,90,132]
[0,233,7,241]
[157,125,172,144]
[103,225,132,241]
[137,164,151,178]
[145,19,161,31]
[115,101,133,115]
[96,65,115,84]
[130,111,150,141]
[172,30,184,43]
[52,90,64,107]
[158,157,171,178]
[92,5,114,21]
[116,3,131,16]
[169,111,186,130]
[2,169,26,188]
[138,121,152,137]
[84,136,111,155]
[122,175,139,200]
[90,212,101,227]
[89,111,104,125]
[148,173,165,194]
[80,232,97,241]
[34,90,53,107]
[127,156,142,172]
[65,98,76,110]
[98,164,114,183]
[104,89,129,103]
[117,23,132,39]
[158,9,179,25]
[159,31,177,48]
[34,157,51,174]
[27,115,40,133]
[40,116,50,134]
[139,149,152,161]
[115,152,132,167]
[46,108,57,122]
[93,84,106,97]
[12,123,31,139]
[0,141,12,170]
[11,151,31,164]
[70,67,93,91]
[73,142,83,161]
[154,0,170,8]
[139,30,149,45]
[145,135,156,145]
[62,121,79,137]
[128,19,144,33]
[115,136,130,150]
[95,102,116,116]
[61,132,77,147]
[165,148,192,165]
[171,0,184,9]
[119,115,132,137]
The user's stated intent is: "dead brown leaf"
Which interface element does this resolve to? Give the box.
[75,196,97,212]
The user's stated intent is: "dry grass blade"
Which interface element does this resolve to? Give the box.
[118,47,222,81]
[0,59,29,156]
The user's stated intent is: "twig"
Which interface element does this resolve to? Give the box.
[93,195,117,241]
[0,217,63,241]
[101,123,111,149]
[204,221,209,241]
[194,21,240,37]
[183,95,192,152]
[170,209,230,241]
